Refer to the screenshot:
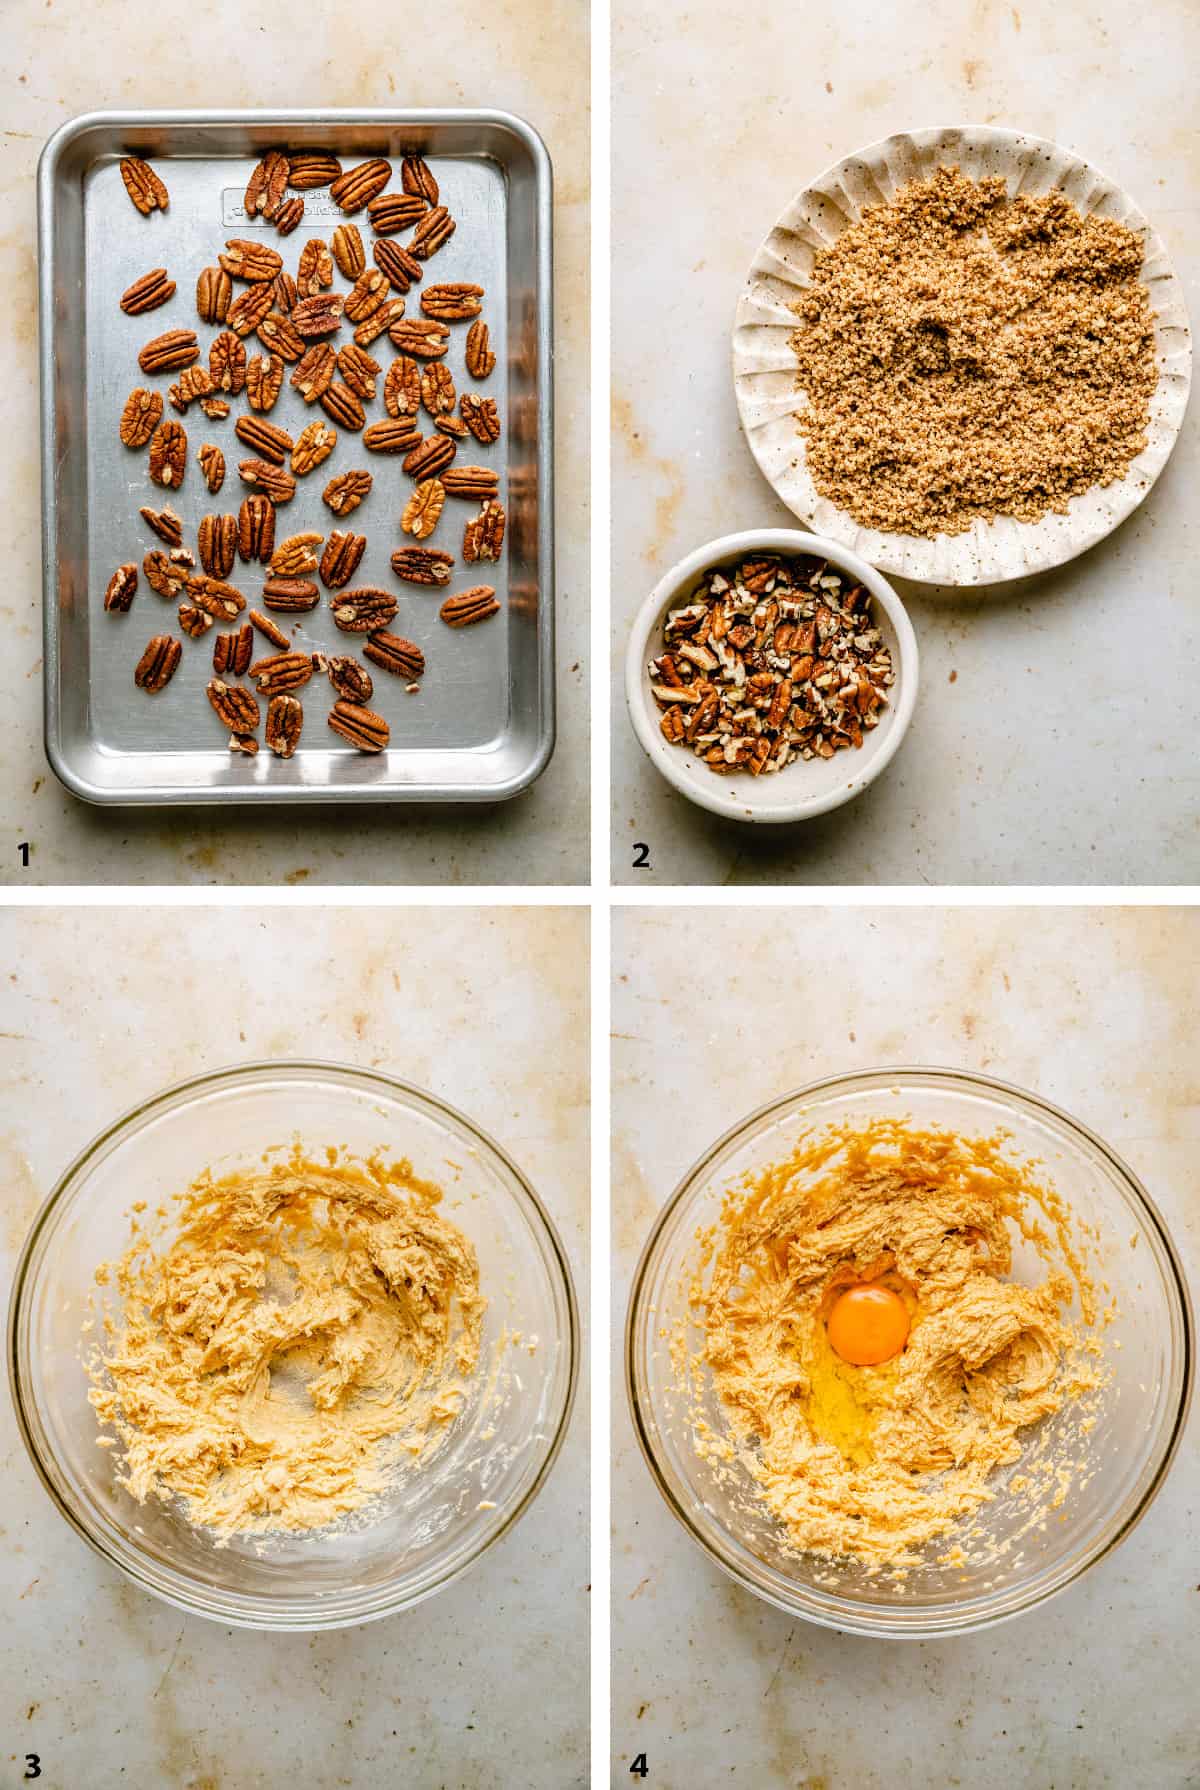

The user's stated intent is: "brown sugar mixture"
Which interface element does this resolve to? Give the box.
[788,166,1158,537]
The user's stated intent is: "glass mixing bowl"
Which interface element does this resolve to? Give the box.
[626,1067,1192,1638]
[9,1061,578,1630]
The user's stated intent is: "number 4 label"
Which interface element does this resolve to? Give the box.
[630,1755,648,1779]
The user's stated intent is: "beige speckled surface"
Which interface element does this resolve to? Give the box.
[1,0,589,886]
[612,0,1200,886]
[613,906,1200,1787]
[0,906,588,1788]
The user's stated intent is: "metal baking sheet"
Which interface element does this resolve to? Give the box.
[39,109,554,804]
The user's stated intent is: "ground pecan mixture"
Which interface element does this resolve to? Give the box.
[789,165,1158,537]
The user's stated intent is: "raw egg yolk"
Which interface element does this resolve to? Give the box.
[826,1283,910,1367]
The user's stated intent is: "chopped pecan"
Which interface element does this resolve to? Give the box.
[327,699,389,752]
[440,585,499,628]
[363,418,422,455]
[209,330,247,394]
[330,586,398,633]
[168,366,215,413]
[249,608,292,650]
[401,479,446,540]
[460,393,501,444]
[120,157,169,216]
[319,530,366,589]
[373,237,422,294]
[265,693,303,758]
[196,265,233,324]
[256,310,306,362]
[291,341,338,404]
[343,268,389,322]
[363,632,424,681]
[198,443,226,494]
[463,499,506,563]
[330,222,365,279]
[410,205,455,259]
[246,352,285,412]
[104,563,137,613]
[330,158,391,213]
[199,395,231,421]
[143,548,188,599]
[235,415,293,465]
[323,654,374,704]
[291,419,337,475]
[139,503,182,545]
[402,434,457,480]
[120,387,163,448]
[187,575,247,620]
[220,238,283,283]
[237,493,276,563]
[148,419,187,488]
[213,622,253,676]
[138,329,199,375]
[198,512,238,579]
[420,363,456,416]
[401,155,439,204]
[384,355,422,418]
[225,282,274,337]
[389,316,449,360]
[249,650,313,695]
[319,382,365,431]
[229,732,259,755]
[261,576,320,612]
[322,468,373,516]
[178,604,213,639]
[120,267,175,316]
[435,413,469,440]
[288,150,342,189]
[291,293,344,338]
[353,298,407,347]
[134,634,181,691]
[207,679,260,732]
[270,531,323,577]
[391,546,454,586]
[367,191,427,234]
[420,282,483,322]
[465,319,496,380]
[441,464,499,500]
[244,151,289,220]
[274,196,304,236]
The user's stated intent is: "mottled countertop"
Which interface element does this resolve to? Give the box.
[0,0,589,886]
[0,906,588,1789]
[613,906,1199,1786]
[611,0,1199,886]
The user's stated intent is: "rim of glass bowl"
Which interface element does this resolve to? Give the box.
[9,1059,579,1631]
[625,1064,1194,1639]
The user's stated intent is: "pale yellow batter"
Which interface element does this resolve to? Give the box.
[87,1149,485,1538]
[696,1119,1100,1568]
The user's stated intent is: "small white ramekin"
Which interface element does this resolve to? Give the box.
[625,529,919,823]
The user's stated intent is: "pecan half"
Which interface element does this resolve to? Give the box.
[319,382,365,431]
[235,416,292,466]
[143,548,188,598]
[330,223,365,279]
[391,546,454,586]
[256,310,306,362]
[246,352,285,413]
[435,413,469,440]
[402,434,457,480]
[121,268,175,316]
[249,609,291,650]
[148,419,187,488]
[373,237,422,294]
[292,341,338,404]
[220,238,283,283]
[297,238,335,300]
[291,419,337,475]
[249,650,313,695]
[270,531,323,577]
[421,363,456,416]
[209,330,247,394]
[289,151,342,190]
[266,693,303,758]
[168,365,215,413]
[322,468,372,516]
[384,356,422,418]
[291,293,344,338]
[187,575,247,620]
[104,563,138,613]
[238,493,276,563]
[120,158,169,217]
[196,265,233,324]
[226,282,274,337]
[138,329,199,375]
[330,587,398,633]
[460,393,501,444]
[272,269,298,312]
[389,317,449,359]
[120,387,163,448]
[139,503,182,545]
[410,205,455,259]
[441,464,499,499]
[322,655,374,704]
[199,512,238,579]
[440,585,500,628]
[401,478,446,539]
[213,622,253,676]
[234,471,291,521]
[274,195,305,236]
[330,158,391,213]
[367,191,427,234]
[343,269,389,322]
[207,679,260,732]
[198,443,226,493]
[337,341,380,399]
[134,635,182,691]
[327,699,389,752]
[319,530,366,589]
[244,151,289,220]
[401,155,439,204]
[178,604,213,639]
[363,418,422,456]
[261,576,320,611]
[421,282,483,322]
[353,298,406,347]
[465,319,496,380]
[363,632,424,681]
[463,499,506,563]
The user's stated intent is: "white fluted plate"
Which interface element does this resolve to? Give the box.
[732,126,1192,586]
